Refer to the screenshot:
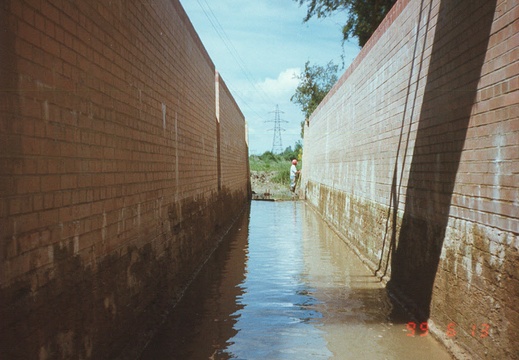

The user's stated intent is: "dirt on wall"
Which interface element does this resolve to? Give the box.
[0,187,249,359]
[306,180,399,277]
[0,0,250,358]
[301,0,518,358]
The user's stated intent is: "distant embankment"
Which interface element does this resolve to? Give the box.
[0,0,249,358]
[302,0,517,358]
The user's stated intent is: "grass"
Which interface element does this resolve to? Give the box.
[249,155,290,172]
[249,154,298,186]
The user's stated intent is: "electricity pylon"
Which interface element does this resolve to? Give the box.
[266,105,287,154]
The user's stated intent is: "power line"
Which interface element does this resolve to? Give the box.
[194,0,275,109]
[265,105,288,153]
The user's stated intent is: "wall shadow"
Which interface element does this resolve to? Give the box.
[387,0,497,321]
[376,0,432,278]
[138,205,250,360]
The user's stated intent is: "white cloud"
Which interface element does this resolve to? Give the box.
[258,68,300,100]
[179,0,360,153]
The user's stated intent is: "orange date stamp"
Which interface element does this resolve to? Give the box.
[406,322,490,338]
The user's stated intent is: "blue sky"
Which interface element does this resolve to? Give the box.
[179,0,361,155]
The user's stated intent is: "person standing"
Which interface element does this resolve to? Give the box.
[290,159,300,192]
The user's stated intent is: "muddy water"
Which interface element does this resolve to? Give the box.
[139,201,452,359]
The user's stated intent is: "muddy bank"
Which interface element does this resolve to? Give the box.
[250,170,299,200]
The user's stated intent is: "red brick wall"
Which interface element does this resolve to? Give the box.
[302,0,518,358]
[216,72,250,208]
[0,0,249,358]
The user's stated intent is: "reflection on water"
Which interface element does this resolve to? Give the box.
[140,202,452,360]
[301,204,452,359]
[221,202,330,360]
[138,204,250,360]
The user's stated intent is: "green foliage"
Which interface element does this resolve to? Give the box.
[249,152,288,172]
[272,168,290,185]
[290,61,338,131]
[249,142,303,185]
[295,0,397,47]
[279,140,303,161]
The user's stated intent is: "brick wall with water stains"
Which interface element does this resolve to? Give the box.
[0,0,250,358]
[302,0,518,358]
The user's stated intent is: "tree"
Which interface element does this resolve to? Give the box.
[280,140,303,161]
[290,60,338,136]
[295,0,397,47]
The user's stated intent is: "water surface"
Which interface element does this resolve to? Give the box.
[140,201,452,359]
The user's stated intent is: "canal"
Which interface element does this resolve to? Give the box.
[139,201,453,359]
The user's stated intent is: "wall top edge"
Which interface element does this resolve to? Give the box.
[310,0,412,120]
[216,71,246,122]
[172,0,215,71]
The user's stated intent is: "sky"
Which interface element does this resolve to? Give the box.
[178,0,361,155]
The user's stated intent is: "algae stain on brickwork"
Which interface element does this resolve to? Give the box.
[1,188,249,359]
[435,217,518,357]
[311,180,398,274]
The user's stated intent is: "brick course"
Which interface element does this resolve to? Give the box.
[302,0,518,359]
[0,0,249,358]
